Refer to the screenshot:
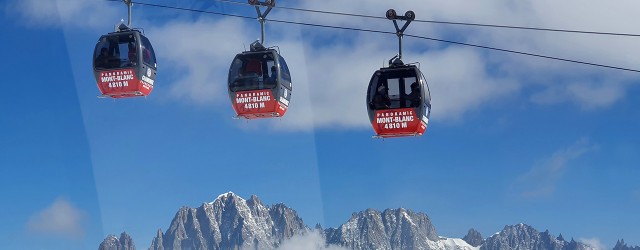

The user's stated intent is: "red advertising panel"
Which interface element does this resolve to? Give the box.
[97,69,153,98]
[233,89,286,119]
[372,108,427,138]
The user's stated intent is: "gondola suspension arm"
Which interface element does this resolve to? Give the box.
[124,0,132,27]
[115,0,134,32]
[386,9,415,64]
[248,0,275,44]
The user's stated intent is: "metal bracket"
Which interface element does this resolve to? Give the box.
[114,0,133,32]
[386,9,415,62]
[248,0,275,44]
[123,0,133,27]
[372,132,420,139]
[97,91,143,99]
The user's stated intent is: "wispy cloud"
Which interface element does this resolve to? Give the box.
[530,80,627,110]
[9,0,119,29]
[276,231,349,250]
[26,197,86,240]
[579,237,607,250]
[633,189,640,200]
[148,17,251,105]
[514,138,598,198]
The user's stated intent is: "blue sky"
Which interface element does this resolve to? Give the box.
[1,0,640,249]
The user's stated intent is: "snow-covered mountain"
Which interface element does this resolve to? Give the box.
[480,223,594,250]
[148,192,307,250]
[97,192,639,250]
[324,208,440,249]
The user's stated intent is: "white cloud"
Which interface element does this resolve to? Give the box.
[530,80,627,110]
[276,231,349,250]
[579,237,607,250]
[421,48,519,120]
[148,17,252,105]
[566,82,626,110]
[633,189,640,200]
[15,0,640,130]
[514,138,598,198]
[10,0,119,29]
[26,197,86,240]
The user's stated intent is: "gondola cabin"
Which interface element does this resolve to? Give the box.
[366,64,431,138]
[228,42,292,119]
[93,29,157,98]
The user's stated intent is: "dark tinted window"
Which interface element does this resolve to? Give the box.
[369,68,420,110]
[278,54,292,86]
[93,33,137,70]
[140,35,156,69]
[367,73,380,106]
[421,72,431,106]
[228,52,275,92]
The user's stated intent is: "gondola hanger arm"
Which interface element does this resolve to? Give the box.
[386,9,415,64]
[123,0,133,27]
[248,0,275,44]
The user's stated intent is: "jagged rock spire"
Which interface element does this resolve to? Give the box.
[99,232,136,250]
[463,228,485,247]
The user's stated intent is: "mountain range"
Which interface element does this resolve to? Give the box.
[97,192,638,250]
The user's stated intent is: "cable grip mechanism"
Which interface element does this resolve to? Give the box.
[386,9,415,64]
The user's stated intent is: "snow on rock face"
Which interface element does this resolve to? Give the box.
[429,237,480,250]
[481,224,596,250]
[98,232,136,250]
[149,193,307,250]
[99,235,120,250]
[325,208,439,250]
[212,191,237,204]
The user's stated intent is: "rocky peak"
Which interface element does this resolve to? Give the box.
[99,235,119,250]
[119,232,136,250]
[269,203,306,239]
[213,191,240,206]
[462,228,484,247]
[615,239,640,250]
[557,233,565,242]
[481,224,594,250]
[148,229,164,250]
[247,194,263,207]
[326,208,439,250]
[99,232,136,250]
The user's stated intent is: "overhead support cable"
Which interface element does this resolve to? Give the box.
[212,0,640,38]
[117,0,640,73]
